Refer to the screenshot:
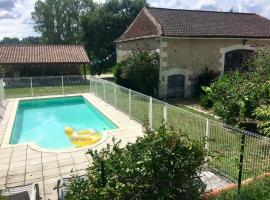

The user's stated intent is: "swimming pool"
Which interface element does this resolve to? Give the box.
[9,96,117,149]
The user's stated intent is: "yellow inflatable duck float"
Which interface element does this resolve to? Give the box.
[64,127,101,147]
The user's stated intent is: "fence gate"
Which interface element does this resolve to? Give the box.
[167,74,185,98]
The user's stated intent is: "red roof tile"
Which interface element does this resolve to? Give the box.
[0,45,90,64]
[116,7,270,42]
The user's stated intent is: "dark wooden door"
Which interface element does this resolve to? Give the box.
[167,74,185,98]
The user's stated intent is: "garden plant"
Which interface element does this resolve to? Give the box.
[215,176,270,200]
[113,51,159,96]
[65,124,206,200]
[202,50,270,136]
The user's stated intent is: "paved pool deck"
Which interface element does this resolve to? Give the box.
[0,93,232,199]
[0,93,144,199]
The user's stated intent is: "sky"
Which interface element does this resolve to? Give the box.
[0,0,270,39]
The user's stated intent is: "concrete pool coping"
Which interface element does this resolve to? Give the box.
[1,93,129,152]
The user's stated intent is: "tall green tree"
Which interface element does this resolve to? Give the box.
[81,0,147,74]
[0,37,20,44]
[0,37,40,44]
[21,37,41,44]
[32,0,96,44]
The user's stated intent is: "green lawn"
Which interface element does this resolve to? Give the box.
[4,84,270,182]
[5,85,90,98]
[215,176,270,200]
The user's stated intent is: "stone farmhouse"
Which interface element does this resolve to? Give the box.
[116,7,270,98]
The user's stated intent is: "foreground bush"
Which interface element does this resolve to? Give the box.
[215,176,270,200]
[204,50,270,135]
[113,51,159,96]
[65,125,206,200]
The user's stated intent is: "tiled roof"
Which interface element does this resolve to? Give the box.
[0,45,90,64]
[116,7,270,42]
[116,8,162,42]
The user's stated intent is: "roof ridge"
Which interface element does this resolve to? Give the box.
[147,6,257,15]
[144,7,163,36]
[0,45,90,64]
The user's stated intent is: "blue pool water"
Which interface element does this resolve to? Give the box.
[10,96,117,149]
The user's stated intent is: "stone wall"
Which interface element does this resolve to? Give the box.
[116,37,160,62]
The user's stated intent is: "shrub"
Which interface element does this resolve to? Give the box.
[215,176,270,200]
[196,68,219,96]
[254,105,270,136]
[113,51,159,96]
[65,124,206,200]
[206,50,270,134]
[200,93,213,109]
[0,65,5,78]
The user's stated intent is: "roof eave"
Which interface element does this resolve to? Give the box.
[115,35,159,43]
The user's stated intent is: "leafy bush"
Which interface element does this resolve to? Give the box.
[200,93,213,109]
[255,105,270,136]
[205,50,270,134]
[65,124,206,200]
[196,68,219,96]
[215,176,270,200]
[197,68,218,108]
[0,65,5,78]
[113,51,159,96]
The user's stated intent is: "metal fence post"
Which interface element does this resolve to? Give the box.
[149,97,153,129]
[61,76,64,95]
[114,84,117,107]
[163,102,167,125]
[30,77,33,97]
[103,81,106,101]
[128,89,131,117]
[205,119,210,163]
[238,133,246,193]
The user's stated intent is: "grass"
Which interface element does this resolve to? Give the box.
[169,98,221,121]
[5,85,90,98]
[214,176,270,200]
[4,83,270,182]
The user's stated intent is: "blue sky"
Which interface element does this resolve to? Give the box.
[0,0,270,39]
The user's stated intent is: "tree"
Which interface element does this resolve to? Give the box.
[113,51,159,96]
[21,37,41,44]
[32,0,96,44]
[0,37,40,44]
[65,124,206,200]
[31,0,146,72]
[0,37,20,44]
[81,0,147,74]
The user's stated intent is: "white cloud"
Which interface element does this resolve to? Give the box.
[0,0,38,39]
[0,0,270,39]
